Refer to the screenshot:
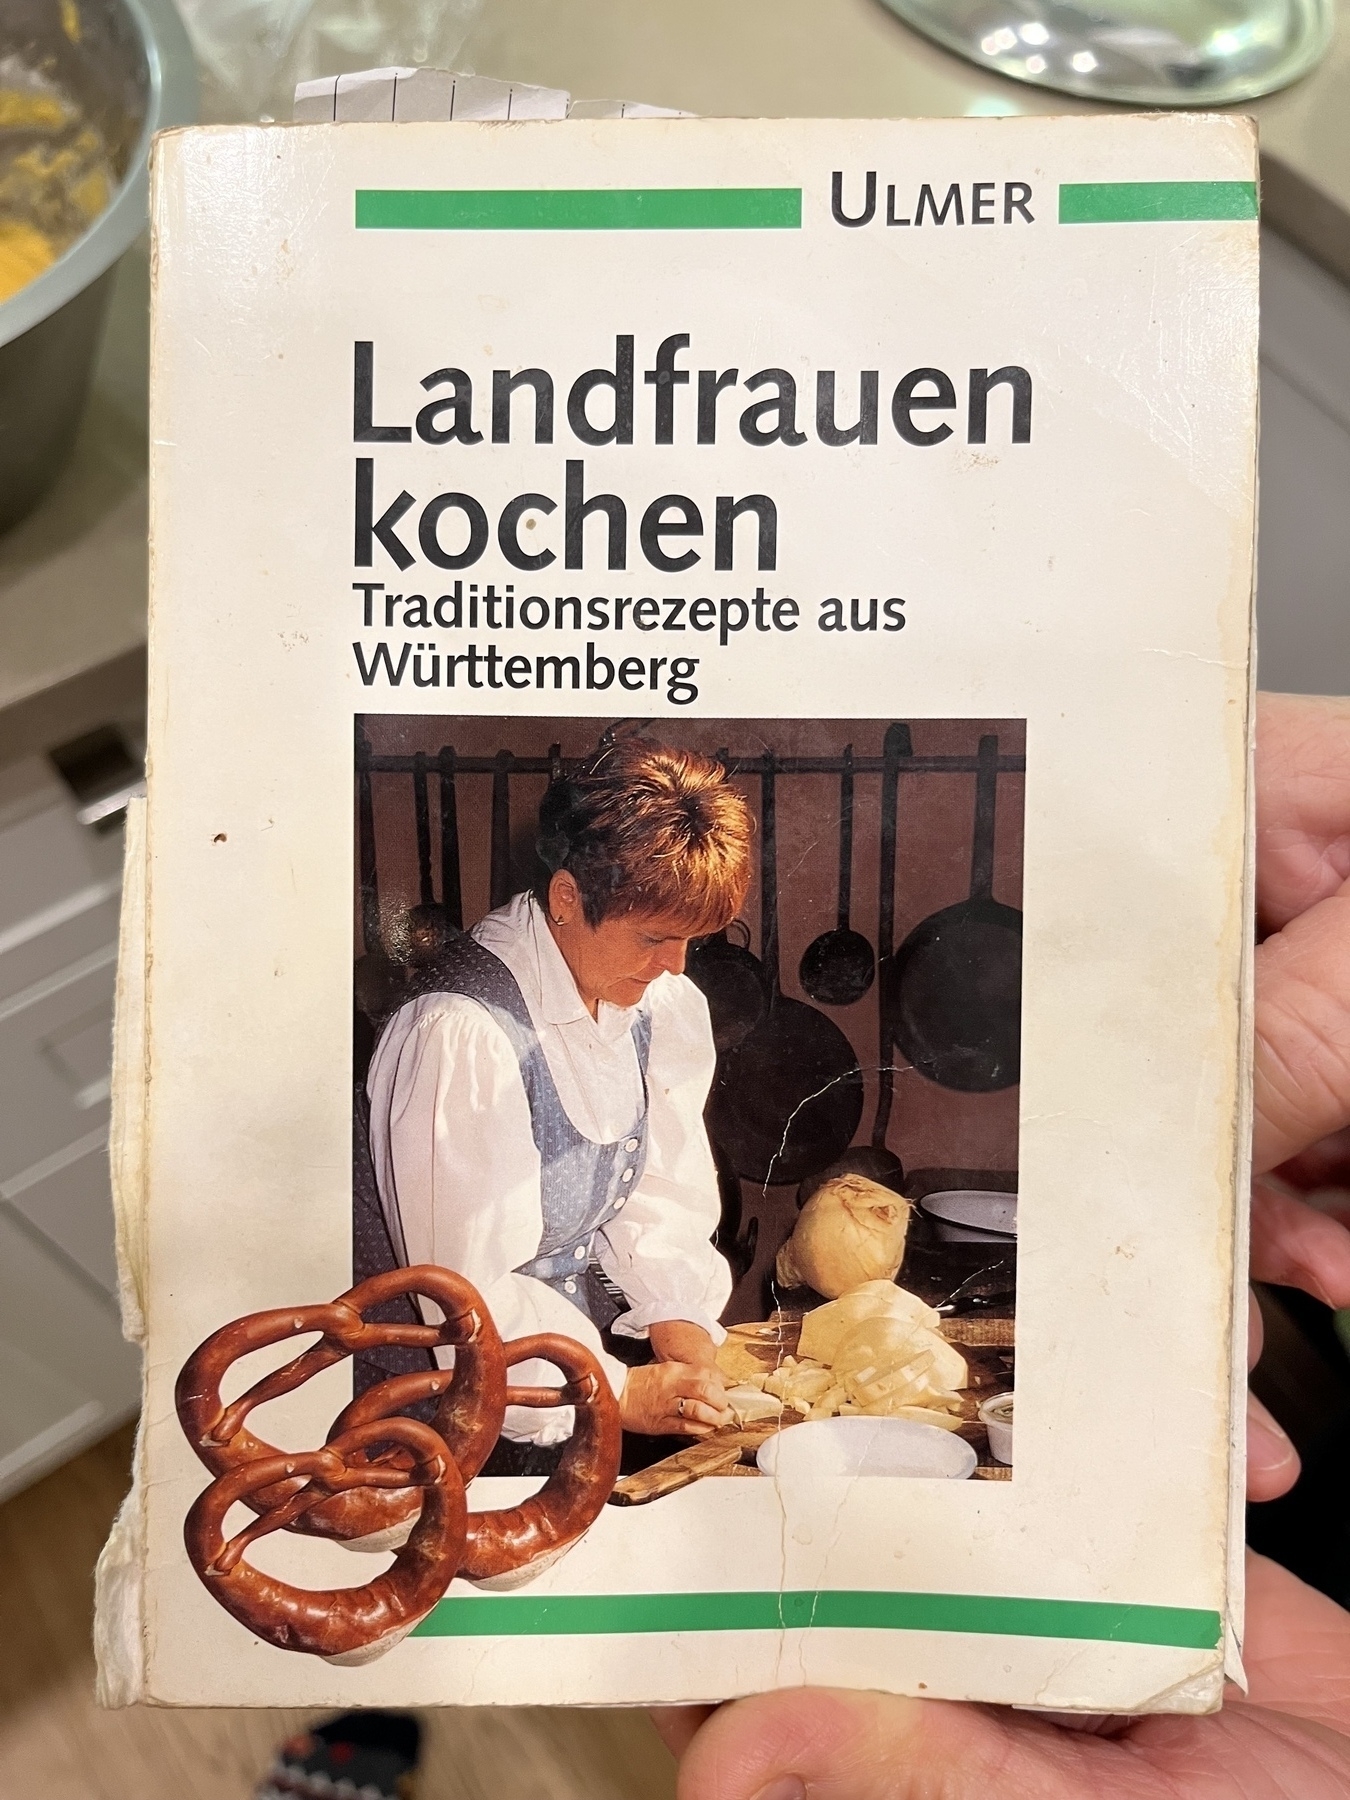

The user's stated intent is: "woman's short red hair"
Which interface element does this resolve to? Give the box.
[535,740,751,932]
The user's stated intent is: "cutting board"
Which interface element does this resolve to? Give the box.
[615,1311,1016,1503]
[608,1420,793,1506]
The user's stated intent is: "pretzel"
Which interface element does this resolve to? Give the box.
[459,1332,622,1585]
[183,1417,465,1662]
[175,1267,506,1542]
[324,1366,479,1549]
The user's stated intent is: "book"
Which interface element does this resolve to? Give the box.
[96,110,1258,1713]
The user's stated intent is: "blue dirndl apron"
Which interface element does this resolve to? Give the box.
[388,930,652,1329]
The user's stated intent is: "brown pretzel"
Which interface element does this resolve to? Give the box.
[183,1417,466,1661]
[322,1367,478,1547]
[175,1267,506,1542]
[459,1333,622,1585]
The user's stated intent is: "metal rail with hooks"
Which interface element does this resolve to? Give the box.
[354,725,1025,957]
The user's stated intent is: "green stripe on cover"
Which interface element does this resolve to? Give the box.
[1059,181,1257,223]
[412,1588,1222,1648]
[355,187,802,230]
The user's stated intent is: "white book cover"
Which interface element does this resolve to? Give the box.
[102,113,1257,1713]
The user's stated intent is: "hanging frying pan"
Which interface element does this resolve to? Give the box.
[354,947,404,1024]
[881,733,1022,1092]
[437,745,463,930]
[687,918,765,1054]
[706,751,863,1187]
[355,723,380,955]
[490,749,512,911]
[796,723,910,1205]
[353,723,403,1032]
[710,1136,760,1279]
[686,750,765,1052]
[413,751,434,907]
[799,746,875,1007]
[403,752,457,962]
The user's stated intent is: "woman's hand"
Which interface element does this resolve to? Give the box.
[659,694,1350,1798]
[630,1321,730,1434]
[649,1319,722,1374]
[621,1360,731,1437]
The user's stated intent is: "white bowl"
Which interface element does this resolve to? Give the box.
[756,1416,977,1481]
[978,1393,1014,1464]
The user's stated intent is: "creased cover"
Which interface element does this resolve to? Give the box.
[127,114,1256,1712]
[1223,485,1262,1690]
[95,792,150,1705]
[109,792,150,1341]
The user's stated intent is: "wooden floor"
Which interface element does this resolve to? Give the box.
[0,1424,676,1800]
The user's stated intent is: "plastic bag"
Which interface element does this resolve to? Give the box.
[177,0,486,119]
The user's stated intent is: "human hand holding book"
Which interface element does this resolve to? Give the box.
[658,691,1350,1797]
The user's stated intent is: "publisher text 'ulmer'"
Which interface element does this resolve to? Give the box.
[831,174,1035,229]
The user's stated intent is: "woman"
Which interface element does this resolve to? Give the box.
[366,739,752,1447]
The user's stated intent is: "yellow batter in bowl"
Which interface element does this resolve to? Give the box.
[0,83,115,303]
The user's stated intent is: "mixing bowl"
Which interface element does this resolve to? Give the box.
[0,0,196,533]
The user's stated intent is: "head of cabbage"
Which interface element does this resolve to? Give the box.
[774,1174,912,1298]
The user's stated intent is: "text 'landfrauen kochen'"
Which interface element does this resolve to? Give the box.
[351,335,1032,705]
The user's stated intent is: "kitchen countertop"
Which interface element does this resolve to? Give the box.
[4,0,1350,751]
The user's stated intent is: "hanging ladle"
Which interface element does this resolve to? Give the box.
[795,724,911,1207]
[799,745,875,1007]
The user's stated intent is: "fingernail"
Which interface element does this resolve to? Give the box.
[1247,1401,1296,1470]
[751,1780,807,1800]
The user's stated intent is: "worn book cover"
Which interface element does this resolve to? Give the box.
[98,113,1257,1712]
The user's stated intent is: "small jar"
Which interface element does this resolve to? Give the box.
[978,1392,1014,1464]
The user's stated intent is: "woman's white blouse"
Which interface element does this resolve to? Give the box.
[366,893,731,1440]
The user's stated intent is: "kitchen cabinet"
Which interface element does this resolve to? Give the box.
[0,952,119,1191]
[0,1211,138,1501]
[0,755,138,1502]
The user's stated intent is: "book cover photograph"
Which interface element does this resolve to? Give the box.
[101,111,1258,1714]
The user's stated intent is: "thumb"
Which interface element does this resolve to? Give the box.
[676,1686,1099,1800]
[1242,1551,1350,1737]
[1254,884,1350,1173]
